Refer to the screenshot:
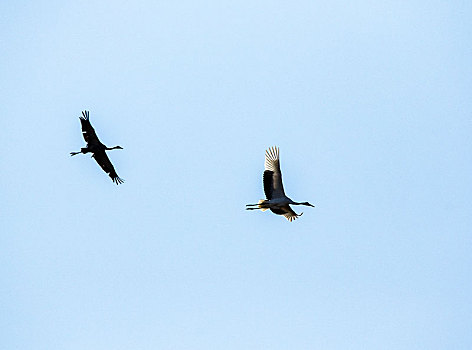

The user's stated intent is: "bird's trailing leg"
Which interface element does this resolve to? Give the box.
[246,206,261,210]
[246,200,269,211]
[246,203,260,210]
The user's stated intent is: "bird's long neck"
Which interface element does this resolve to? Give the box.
[293,202,310,206]
[106,146,121,150]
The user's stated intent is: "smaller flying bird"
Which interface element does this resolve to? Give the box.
[246,146,314,221]
[71,110,124,185]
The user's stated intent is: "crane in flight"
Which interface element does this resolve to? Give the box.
[246,146,314,221]
[70,110,124,185]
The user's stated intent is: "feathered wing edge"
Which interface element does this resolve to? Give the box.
[284,211,303,222]
[80,110,89,121]
[112,176,125,185]
[264,146,280,171]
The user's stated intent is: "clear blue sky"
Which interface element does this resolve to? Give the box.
[1,1,471,349]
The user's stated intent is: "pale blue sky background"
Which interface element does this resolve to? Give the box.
[1,1,471,349]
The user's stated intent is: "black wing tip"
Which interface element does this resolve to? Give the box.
[112,177,125,185]
[80,110,90,120]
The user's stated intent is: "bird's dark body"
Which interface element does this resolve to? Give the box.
[77,144,102,154]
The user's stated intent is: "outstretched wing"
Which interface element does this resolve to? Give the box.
[270,206,303,222]
[263,146,285,199]
[79,110,101,147]
[92,150,124,185]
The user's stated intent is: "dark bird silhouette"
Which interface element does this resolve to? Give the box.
[246,146,314,221]
[71,110,124,185]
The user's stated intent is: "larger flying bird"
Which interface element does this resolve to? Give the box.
[70,110,124,185]
[246,146,314,221]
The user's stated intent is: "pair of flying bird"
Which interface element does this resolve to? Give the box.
[71,111,314,221]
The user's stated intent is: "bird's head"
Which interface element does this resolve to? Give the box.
[302,202,315,207]
[114,146,124,150]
